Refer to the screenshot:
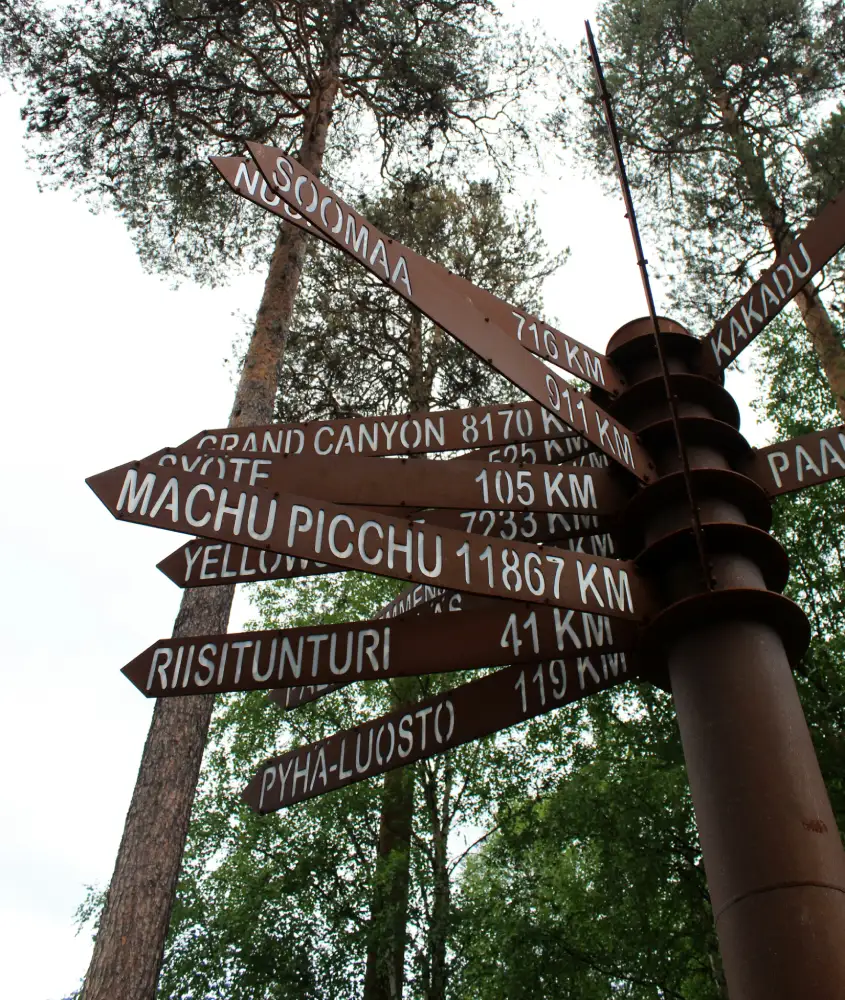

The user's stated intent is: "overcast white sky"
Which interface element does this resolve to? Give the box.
[0,5,766,997]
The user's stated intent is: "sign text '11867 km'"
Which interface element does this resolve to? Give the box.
[86,460,653,618]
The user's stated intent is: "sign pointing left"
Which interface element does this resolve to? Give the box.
[86,460,653,618]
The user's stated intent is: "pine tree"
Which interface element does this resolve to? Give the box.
[555,0,845,414]
[0,3,538,996]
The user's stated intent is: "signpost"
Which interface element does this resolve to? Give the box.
[702,193,845,372]
[150,448,627,516]
[178,398,584,460]
[81,24,845,1000]
[246,652,636,812]
[214,155,624,394]
[745,424,845,495]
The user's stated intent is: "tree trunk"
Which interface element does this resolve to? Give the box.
[363,732,417,1000]
[713,87,845,418]
[363,308,433,999]
[80,33,345,1000]
[425,765,452,1000]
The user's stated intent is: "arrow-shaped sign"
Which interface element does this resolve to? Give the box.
[214,156,625,394]
[122,603,637,698]
[231,144,653,481]
[244,650,637,812]
[703,192,845,371]
[87,460,652,617]
[151,449,628,517]
[745,424,845,496]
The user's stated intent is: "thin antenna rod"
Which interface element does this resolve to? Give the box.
[585,20,712,591]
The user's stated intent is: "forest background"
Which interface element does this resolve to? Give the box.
[0,1,804,998]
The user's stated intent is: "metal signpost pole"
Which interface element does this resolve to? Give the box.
[603,319,845,997]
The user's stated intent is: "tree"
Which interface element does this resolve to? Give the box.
[555,0,845,414]
[274,171,564,423]
[452,685,726,1000]
[0,3,538,997]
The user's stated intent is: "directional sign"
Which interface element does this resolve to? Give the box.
[703,191,845,371]
[152,448,626,518]
[241,144,653,480]
[179,398,582,460]
[123,603,636,698]
[745,425,845,496]
[86,460,653,617]
[214,156,624,394]
[244,650,637,812]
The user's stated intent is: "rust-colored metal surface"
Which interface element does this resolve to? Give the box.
[87,460,653,617]
[241,143,653,480]
[745,424,845,496]
[702,191,845,373]
[214,155,625,395]
[460,434,592,466]
[122,603,637,698]
[605,318,845,1000]
[179,398,582,459]
[151,448,628,517]
[243,651,637,812]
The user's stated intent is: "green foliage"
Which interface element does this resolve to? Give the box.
[1,0,537,283]
[277,171,566,421]
[554,0,845,328]
[752,315,845,825]
[452,685,724,1000]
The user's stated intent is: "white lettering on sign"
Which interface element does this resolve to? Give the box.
[257,697,457,810]
[512,310,606,387]
[709,244,812,366]
[269,153,413,297]
[107,467,642,615]
[145,627,392,693]
[763,430,845,490]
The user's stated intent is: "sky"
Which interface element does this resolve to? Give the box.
[0,5,767,998]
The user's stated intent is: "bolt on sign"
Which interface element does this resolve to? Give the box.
[240,143,654,481]
[123,603,637,699]
[214,155,624,395]
[245,650,637,812]
[86,459,650,617]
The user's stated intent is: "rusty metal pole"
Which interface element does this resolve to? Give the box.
[603,318,845,999]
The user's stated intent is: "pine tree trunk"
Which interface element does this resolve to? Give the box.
[712,87,845,418]
[79,34,345,1000]
[362,309,431,999]
[425,766,452,1000]
[363,743,416,1000]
